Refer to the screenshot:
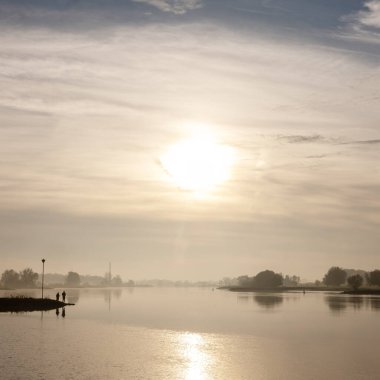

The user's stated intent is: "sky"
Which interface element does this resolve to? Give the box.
[0,0,380,281]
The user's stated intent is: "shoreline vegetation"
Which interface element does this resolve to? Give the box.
[0,284,150,291]
[0,297,75,313]
[1,268,218,289]
[220,286,380,295]
[2,267,380,295]
[219,268,380,295]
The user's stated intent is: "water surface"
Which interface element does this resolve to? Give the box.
[1,288,380,379]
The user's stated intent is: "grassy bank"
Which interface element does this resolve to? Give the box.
[0,297,74,312]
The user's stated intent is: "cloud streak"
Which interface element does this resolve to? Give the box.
[342,139,380,145]
[276,135,325,144]
[132,0,203,14]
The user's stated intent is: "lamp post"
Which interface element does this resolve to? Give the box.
[41,259,46,299]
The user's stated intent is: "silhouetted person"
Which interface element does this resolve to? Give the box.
[56,292,60,301]
[56,308,59,317]
[62,308,66,318]
[62,291,66,303]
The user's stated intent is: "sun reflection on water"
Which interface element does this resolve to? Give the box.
[179,332,211,380]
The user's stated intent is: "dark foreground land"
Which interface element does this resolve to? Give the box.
[0,297,74,312]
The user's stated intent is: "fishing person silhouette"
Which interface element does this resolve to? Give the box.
[56,292,60,301]
[62,291,66,302]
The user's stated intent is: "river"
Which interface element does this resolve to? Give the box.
[1,287,380,379]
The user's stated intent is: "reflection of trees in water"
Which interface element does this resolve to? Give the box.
[348,297,364,310]
[254,295,283,309]
[370,297,380,311]
[326,297,347,313]
[237,295,249,303]
[236,293,299,308]
[325,295,380,313]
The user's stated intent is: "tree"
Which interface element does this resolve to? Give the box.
[283,275,300,286]
[347,274,363,290]
[323,267,347,287]
[366,270,380,287]
[1,269,20,288]
[19,268,38,288]
[65,271,81,287]
[252,270,283,288]
[237,275,253,287]
[219,277,233,287]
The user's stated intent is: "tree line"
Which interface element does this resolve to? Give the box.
[0,268,128,289]
[0,268,39,289]
[236,270,284,288]
[0,268,82,289]
[222,267,380,290]
[322,266,380,290]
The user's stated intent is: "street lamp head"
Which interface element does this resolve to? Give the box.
[42,259,45,263]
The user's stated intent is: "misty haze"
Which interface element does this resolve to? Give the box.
[1,0,380,379]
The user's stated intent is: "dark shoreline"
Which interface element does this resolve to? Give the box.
[0,297,75,312]
[221,286,380,295]
[342,289,380,295]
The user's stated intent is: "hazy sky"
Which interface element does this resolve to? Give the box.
[1,0,380,281]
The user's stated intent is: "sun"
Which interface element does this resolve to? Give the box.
[160,132,235,193]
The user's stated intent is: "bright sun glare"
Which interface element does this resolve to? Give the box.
[160,128,235,193]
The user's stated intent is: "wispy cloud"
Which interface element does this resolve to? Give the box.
[340,0,380,43]
[131,0,203,14]
[276,135,325,144]
[274,134,380,147]
[341,139,380,145]
[355,0,380,29]
[1,22,379,218]
[305,155,327,159]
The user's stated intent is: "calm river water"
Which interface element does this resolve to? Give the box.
[1,287,380,379]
